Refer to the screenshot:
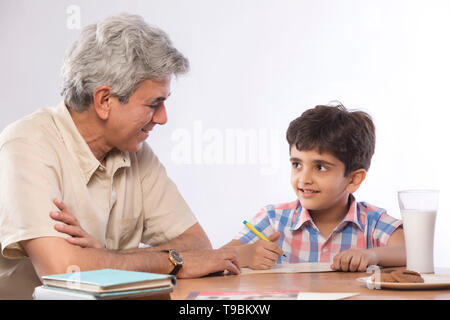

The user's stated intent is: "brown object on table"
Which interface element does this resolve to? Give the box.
[379,270,396,283]
[370,269,396,283]
[369,269,425,283]
[391,270,424,283]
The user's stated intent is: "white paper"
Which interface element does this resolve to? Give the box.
[297,292,359,300]
[240,262,334,275]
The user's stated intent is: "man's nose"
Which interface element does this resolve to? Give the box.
[153,104,168,125]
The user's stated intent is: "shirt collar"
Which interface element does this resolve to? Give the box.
[52,101,130,184]
[290,200,312,231]
[290,194,364,232]
[340,195,365,232]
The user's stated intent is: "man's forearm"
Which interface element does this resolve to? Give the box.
[22,237,173,279]
[76,247,173,273]
[120,236,211,254]
[121,223,213,254]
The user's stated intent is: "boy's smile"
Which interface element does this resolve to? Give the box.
[298,188,320,198]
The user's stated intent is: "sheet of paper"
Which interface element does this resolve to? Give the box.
[188,290,299,300]
[240,262,334,275]
[297,292,359,300]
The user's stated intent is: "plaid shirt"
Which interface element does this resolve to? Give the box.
[234,195,402,263]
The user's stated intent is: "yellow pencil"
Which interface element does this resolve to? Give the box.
[243,220,270,241]
[243,220,286,257]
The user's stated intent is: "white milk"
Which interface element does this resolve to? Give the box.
[401,209,437,274]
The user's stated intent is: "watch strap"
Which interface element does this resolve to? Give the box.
[170,263,182,276]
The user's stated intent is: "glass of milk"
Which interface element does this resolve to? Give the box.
[398,190,439,274]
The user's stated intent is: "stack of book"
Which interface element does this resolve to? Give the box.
[33,269,176,300]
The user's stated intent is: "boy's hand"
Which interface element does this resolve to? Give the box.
[244,232,284,270]
[331,248,378,272]
[50,199,105,249]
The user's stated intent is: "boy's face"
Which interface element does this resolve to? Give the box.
[290,146,354,212]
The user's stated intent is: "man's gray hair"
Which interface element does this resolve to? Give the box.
[61,13,189,111]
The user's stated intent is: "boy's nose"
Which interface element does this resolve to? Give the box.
[298,170,313,185]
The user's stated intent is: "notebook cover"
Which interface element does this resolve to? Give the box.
[42,269,176,289]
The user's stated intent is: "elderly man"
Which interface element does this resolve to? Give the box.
[0,13,239,299]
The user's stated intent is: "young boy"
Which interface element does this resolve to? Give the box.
[225,104,405,272]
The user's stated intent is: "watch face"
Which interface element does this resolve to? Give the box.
[171,250,183,263]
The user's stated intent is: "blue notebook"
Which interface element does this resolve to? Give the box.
[42,269,177,293]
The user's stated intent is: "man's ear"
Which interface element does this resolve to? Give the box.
[92,86,113,120]
[345,169,367,194]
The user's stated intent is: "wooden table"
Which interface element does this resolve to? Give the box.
[171,267,450,300]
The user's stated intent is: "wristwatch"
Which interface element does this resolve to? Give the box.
[163,249,183,275]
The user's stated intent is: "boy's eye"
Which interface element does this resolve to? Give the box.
[291,162,301,169]
[317,165,327,171]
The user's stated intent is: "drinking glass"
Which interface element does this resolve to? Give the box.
[398,190,439,274]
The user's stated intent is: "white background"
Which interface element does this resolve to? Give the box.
[1,0,449,267]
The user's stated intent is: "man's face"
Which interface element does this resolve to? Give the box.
[107,77,171,152]
[290,146,351,212]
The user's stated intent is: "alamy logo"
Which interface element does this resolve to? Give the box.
[66,5,81,30]
[366,265,382,290]
[65,265,81,290]
[171,121,283,175]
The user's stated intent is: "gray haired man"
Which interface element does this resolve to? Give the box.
[0,13,240,299]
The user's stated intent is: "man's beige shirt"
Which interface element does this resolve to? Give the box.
[0,102,197,299]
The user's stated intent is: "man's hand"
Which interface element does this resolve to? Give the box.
[241,232,283,270]
[50,199,104,249]
[177,247,241,278]
[331,248,378,272]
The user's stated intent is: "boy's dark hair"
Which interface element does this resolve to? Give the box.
[286,104,375,176]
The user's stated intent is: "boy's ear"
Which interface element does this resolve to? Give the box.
[92,86,113,120]
[345,169,367,194]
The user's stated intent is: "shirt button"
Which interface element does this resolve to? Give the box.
[323,248,328,253]
[98,166,105,172]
